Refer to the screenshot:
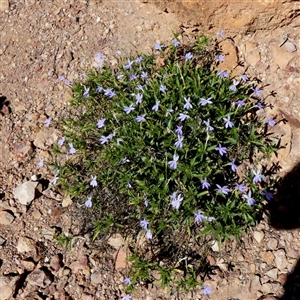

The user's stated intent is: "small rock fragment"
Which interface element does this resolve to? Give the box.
[284,41,297,53]
[0,236,6,246]
[265,268,278,280]
[27,268,53,288]
[211,240,220,252]
[274,249,288,270]
[114,247,127,270]
[250,275,262,293]
[90,271,102,285]
[50,254,64,272]
[16,236,35,253]
[0,210,15,225]
[253,231,264,244]
[260,251,275,265]
[0,275,21,300]
[12,181,39,205]
[107,233,124,249]
[21,259,36,271]
[33,128,59,150]
[267,238,278,250]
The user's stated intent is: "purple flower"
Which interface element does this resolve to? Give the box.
[243,190,256,206]
[141,71,148,79]
[216,184,230,195]
[140,218,149,230]
[154,43,163,51]
[57,136,65,146]
[166,108,174,117]
[144,199,148,207]
[90,175,97,187]
[228,159,238,172]
[65,79,71,85]
[202,286,212,296]
[168,153,179,170]
[135,93,143,104]
[50,174,59,185]
[95,53,104,60]
[136,114,146,122]
[234,182,247,193]
[124,278,131,285]
[146,230,152,239]
[215,54,225,62]
[229,79,239,92]
[107,131,116,140]
[261,189,274,201]
[129,73,138,81]
[184,97,193,110]
[217,70,229,78]
[136,85,143,91]
[124,59,134,70]
[97,118,106,128]
[160,85,167,93]
[185,52,193,62]
[201,178,210,189]
[38,158,44,168]
[172,38,180,47]
[240,74,249,83]
[200,97,213,106]
[104,88,116,98]
[124,104,135,114]
[175,125,183,135]
[178,113,189,122]
[223,115,234,128]
[256,102,264,110]
[265,117,276,127]
[44,117,51,127]
[152,100,160,112]
[99,135,109,144]
[117,74,124,80]
[121,295,132,300]
[116,50,122,56]
[217,29,225,39]
[174,135,184,149]
[68,143,76,154]
[194,210,205,223]
[215,144,227,156]
[252,87,262,97]
[171,193,184,210]
[83,86,90,98]
[235,100,245,108]
[127,182,132,188]
[59,75,65,81]
[135,56,143,63]
[203,119,214,132]
[85,196,92,208]
[96,86,103,93]
[252,169,265,183]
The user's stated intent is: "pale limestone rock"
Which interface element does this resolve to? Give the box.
[265,268,278,280]
[0,210,15,225]
[253,230,264,244]
[33,127,59,150]
[16,236,35,253]
[107,233,124,250]
[274,249,288,270]
[13,181,39,205]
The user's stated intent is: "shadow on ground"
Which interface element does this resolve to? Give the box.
[268,163,300,299]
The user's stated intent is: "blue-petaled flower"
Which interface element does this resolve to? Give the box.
[175,125,183,135]
[215,144,227,156]
[168,153,179,169]
[116,50,122,56]
[256,102,264,110]
[97,118,106,129]
[90,175,97,187]
[50,174,59,185]
[243,191,255,206]
[144,198,148,207]
[166,108,174,117]
[174,135,184,149]
[172,38,180,47]
[235,100,245,108]
[85,196,92,208]
[229,79,239,92]
[203,119,214,132]
[141,71,148,79]
[178,113,189,122]
[234,182,247,193]
[154,42,163,51]
[184,97,193,110]
[252,169,265,183]
[44,117,51,127]
[215,54,225,62]
[121,295,132,300]
[217,29,225,39]
[228,159,238,172]
[68,143,76,154]
[146,230,152,239]
[201,178,210,189]
[38,158,44,168]
[223,115,234,128]
[202,286,213,296]
[135,93,143,104]
[185,52,193,62]
[171,193,183,210]
[261,189,274,201]
[124,59,134,70]
[216,184,230,195]
[59,75,65,81]
[95,52,103,60]
[152,100,160,112]
[136,85,143,91]
[200,97,213,106]
[124,278,131,285]
[135,56,143,63]
[83,86,90,98]
[57,136,65,146]
[65,79,71,85]
[265,117,276,127]
[117,74,124,80]
[140,218,149,230]
[99,135,109,144]
[252,87,262,97]
[194,210,205,223]
[104,88,116,98]
[136,114,146,122]
[124,104,135,114]
[107,132,116,140]
[217,70,229,78]
[240,74,249,82]
[160,85,167,93]
[96,86,103,93]
[129,73,138,81]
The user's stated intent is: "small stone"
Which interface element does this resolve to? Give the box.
[0,236,6,246]
[12,141,34,161]
[31,209,42,219]
[287,248,299,259]
[260,251,275,265]
[278,273,288,284]
[16,236,35,253]
[265,268,278,280]
[261,283,272,294]
[114,247,127,270]
[0,210,15,225]
[250,275,262,293]
[12,181,39,205]
[33,128,59,150]
[69,256,90,276]
[284,41,297,53]
[62,195,73,208]
[274,249,288,270]
[267,238,278,250]
[253,231,264,244]
[0,275,21,300]
[50,254,64,272]
[206,255,216,265]
[30,175,38,181]
[27,268,52,288]
[90,271,102,285]
[250,263,256,273]
[107,233,124,250]
[211,240,220,252]
[0,0,9,11]
[21,259,36,271]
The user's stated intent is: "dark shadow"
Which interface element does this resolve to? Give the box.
[267,162,300,299]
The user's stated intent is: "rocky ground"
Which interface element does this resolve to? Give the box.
[0,0,300,299]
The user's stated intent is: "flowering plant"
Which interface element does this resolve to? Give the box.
[51,35,278,293]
